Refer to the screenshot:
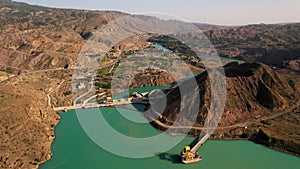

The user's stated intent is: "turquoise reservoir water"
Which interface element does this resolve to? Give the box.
[41,107,299,169]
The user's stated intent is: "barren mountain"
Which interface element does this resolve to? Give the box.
[0,0,125,73]
[149,62,300,156]
[205,24,300,71]
[0,0,125,168]
[160,62,296,125]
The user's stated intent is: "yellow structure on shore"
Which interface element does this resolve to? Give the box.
[105,96,134,104]
[106,97,112,103]
[181,146,202,164]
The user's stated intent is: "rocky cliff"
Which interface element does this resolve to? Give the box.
[157,62,296,126]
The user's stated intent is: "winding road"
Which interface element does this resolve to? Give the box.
[46,80,65,107]
[73,78,95,105]
[149,100,300,131]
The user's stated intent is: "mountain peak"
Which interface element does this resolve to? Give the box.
[155,62,296,127]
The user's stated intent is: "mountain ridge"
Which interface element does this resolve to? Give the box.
[148,62,299,156]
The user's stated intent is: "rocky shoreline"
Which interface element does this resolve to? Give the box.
[149,116,300,158]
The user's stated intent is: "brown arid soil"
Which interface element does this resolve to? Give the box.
[130,69,176,88]
[0,1,300,168]
[205,24,300,71]
[0,1,124,168]
[0,69,73,168]
[147,62,300,157]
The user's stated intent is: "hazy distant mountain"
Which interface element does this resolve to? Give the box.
[193,22,230,30]
[205,23,300,71]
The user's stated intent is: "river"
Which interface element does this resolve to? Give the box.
[41,106,299,169]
